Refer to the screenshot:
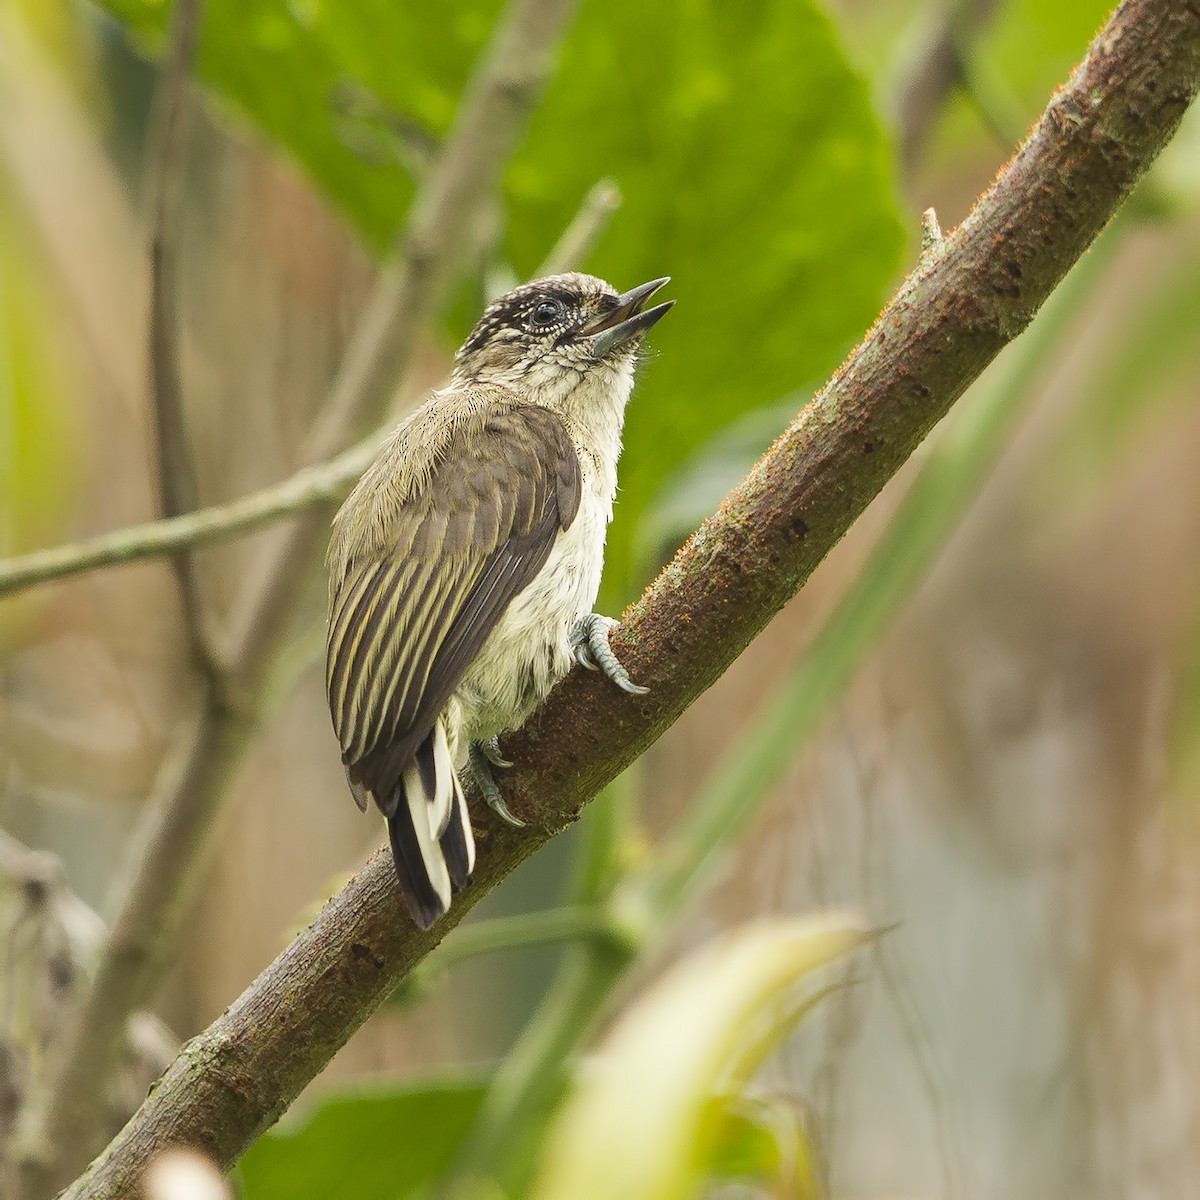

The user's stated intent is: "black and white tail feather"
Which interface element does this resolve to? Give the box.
[386,720,475,929]
[344,719,474,930]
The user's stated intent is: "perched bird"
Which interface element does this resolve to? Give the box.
[325,272,673,928]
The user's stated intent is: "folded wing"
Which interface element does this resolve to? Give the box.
[325,400,582,926]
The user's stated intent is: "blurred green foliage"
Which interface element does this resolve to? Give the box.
[0,184,83,569]
[842,0,1120,177]
[705,1094,825,1198]
[237,1073,488,1200]
[1039,257,1200,505]
[90,0,906,599]
[980,0,1115,119]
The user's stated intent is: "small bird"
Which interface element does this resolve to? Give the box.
[325,272,673,928]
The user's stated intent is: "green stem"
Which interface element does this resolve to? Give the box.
[451,945,634,1197]
[396,905,621,1004]
[438,906,618,970]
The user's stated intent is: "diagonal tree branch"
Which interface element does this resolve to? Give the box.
[56,3,1200,1197]
[443,212,1134,1193]
[14,2,581,1195]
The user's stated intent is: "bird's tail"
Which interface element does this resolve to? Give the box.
[387,718,476,929]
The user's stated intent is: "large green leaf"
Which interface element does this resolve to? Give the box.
[91,0,905,598]
[236,1073,488,1200]
[91,0,495,252]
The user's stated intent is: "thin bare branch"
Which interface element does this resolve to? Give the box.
[55,4,1200,1196]
[14,2,581,1194]
[0,436,381,599]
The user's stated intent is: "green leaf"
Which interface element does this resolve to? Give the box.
[529,915,866,1200]
[93,0,905,601]
[707,1093,826,1199]
[237,1073,488,1200]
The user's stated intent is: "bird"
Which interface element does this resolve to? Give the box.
[325,272,673,929]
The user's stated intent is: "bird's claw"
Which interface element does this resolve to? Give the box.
[478,734,513,769]
[468,742,524,827]
[570,614,649,696]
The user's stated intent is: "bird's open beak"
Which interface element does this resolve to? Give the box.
[582,277,674,358]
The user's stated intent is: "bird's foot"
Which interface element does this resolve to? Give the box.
[570,614,648,695]
[468,741,524,827]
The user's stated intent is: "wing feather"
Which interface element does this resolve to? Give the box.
[327,563,392,735]
[325,563,380,697]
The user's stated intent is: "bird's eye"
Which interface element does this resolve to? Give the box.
[530,298,565,327]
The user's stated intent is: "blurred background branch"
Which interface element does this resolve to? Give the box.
[50,5,1200,1195]
[534,179,622,279]
[889,0,1003,171]
[144,0,222,687]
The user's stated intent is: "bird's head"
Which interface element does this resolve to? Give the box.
[450,273,673,396]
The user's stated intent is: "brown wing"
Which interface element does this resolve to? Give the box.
[325,402,582,816]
